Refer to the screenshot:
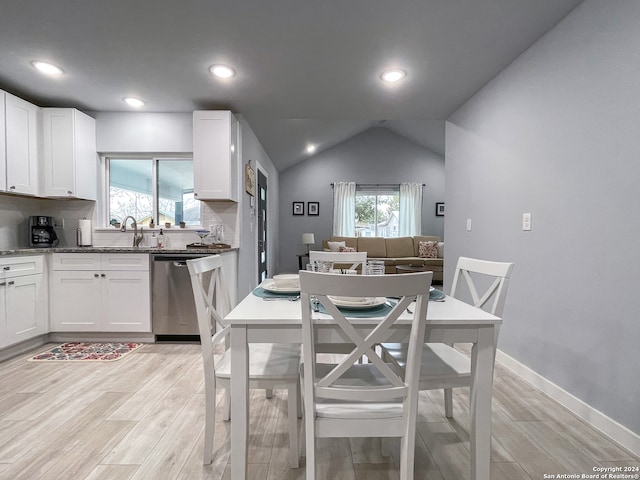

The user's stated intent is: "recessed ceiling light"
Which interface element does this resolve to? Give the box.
[305,144,317,154]
[122,97,146,108]
[31,61,64,75]
[210,64,236,78]
[380,69,407,83]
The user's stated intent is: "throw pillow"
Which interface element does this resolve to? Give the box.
[437,241,445,259]
[327,241,346,252]
[339,246,356,252]
[419,240,439,258]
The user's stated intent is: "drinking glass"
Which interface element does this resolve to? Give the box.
[305,263,322,310]
[366,260,385,275]
[195,229,210,245]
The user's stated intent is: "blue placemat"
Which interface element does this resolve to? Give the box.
[430,289,446,301]
[314,300,394,318]
[385,289,445,302]
[253,287,300,299]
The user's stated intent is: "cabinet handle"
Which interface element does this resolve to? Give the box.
[10,185,15,190]
[0,282,5,286]
[94,273,99,278]
[3,266,9,271]
[194,192,198,197]
[8,281,14,285]
[101,273,106,277]
[68,191,73,195]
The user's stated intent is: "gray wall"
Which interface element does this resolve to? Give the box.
[278,127,445,274]
[237,116,280,300]
[445,0,640,435]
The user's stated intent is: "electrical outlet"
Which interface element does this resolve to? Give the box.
[522,213,531,231]
[54,218,64,229]
[466,219,472,231]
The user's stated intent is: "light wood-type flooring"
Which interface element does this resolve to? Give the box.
[0,342,637,480]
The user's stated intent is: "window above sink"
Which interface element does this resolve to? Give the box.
[104,155,200,229]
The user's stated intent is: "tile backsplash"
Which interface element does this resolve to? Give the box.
[0,194,238,250]
[0,195,93,249]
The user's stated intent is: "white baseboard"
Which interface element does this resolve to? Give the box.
[496,349,640,456]
[49,332,155,343]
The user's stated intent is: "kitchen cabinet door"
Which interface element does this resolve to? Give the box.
[41,108,97,200]
[0,93,6,192]
[0,281,6,348]
[50,271,102,331]
[0,255,47,348]
[102,270,151,332]
[49,253,150,333]
[5,93,39,196]
[4,274,47,346]
[193,110,239,201]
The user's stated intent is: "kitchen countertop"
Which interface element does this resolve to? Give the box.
[0,247,238,256]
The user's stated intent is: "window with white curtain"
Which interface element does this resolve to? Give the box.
[333,182,423,238]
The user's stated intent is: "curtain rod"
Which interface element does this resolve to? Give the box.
[330,183,425,187]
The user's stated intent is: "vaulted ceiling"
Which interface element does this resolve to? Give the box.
[0,0,583,170]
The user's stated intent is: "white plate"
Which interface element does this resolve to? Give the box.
[262,280,300,294]
[329,296,387,309]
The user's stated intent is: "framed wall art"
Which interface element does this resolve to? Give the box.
[245,162,256,196]
[435,202,445,216]
[307,202,319,216]
[293,201,304,215]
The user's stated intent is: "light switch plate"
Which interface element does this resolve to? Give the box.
[522,213,531,231]
[466,219,472,231]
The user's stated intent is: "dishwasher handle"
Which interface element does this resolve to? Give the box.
[173,261,188,267]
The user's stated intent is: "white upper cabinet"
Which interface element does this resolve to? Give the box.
[42,108,97,200]
[3,92,40,196]
[0,93,5,192]
[193,110,239,201]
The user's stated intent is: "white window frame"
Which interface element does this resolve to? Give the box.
[100,154,197,228]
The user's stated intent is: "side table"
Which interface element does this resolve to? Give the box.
[296,253,309,270]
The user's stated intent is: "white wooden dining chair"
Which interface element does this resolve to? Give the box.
[382,256,514,418]
[308,250,367,274]
[308,250,369,359]
[187,255,301,466]
[299,270,433,480]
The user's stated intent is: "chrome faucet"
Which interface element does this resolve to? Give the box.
[121,216,143,247]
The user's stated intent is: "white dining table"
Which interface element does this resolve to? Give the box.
[224,283,501,480]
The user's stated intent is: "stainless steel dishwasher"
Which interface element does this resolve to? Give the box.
[151,253,207,339]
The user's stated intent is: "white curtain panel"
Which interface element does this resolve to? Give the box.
[399,182,423,236]
[332,181,356,236]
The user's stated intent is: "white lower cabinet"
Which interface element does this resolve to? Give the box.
[0,256,47,349]
[50,253,150,332]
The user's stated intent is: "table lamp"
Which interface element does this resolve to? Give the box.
[302,233,315,255]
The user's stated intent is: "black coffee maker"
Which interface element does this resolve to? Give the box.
[29,216,59,247]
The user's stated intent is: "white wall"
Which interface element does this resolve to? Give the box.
[94,112,192,152]
[446,0,640,436]
[278,127,445,274]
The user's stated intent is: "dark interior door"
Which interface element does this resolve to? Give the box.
[257,169,267,283]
